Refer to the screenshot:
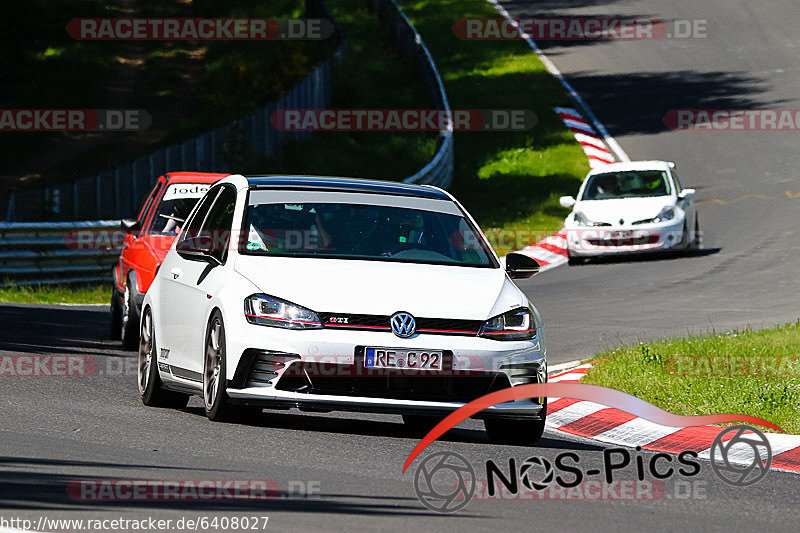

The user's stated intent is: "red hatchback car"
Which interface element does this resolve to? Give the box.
[111,172,228,348]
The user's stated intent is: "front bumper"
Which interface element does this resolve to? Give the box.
[565,220,683,257]
[223,321,547,419]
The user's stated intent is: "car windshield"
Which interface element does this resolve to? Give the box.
[581,170,671,200]
[241,199,495,267]
[149,183,213,235]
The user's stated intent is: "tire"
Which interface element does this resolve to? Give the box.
[485,417,546,445]
[402,414,441,436]
[138,306,190,408]
[689,215,701,250]
[567,253,581,266]
[120,278,139,350]
[110,288,122,341]
[203,311,236,421]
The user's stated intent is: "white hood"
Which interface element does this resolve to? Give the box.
[575,196,675,225]
[234,255,520,320]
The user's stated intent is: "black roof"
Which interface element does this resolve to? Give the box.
[245,175,450,200]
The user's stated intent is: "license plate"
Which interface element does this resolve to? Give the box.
[364,348,443,371]
[609,230,633,239]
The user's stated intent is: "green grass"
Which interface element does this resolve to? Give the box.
[259,0,589,255]
[582,321,800,434]
[0,283,112,305]
[398,0,589,254]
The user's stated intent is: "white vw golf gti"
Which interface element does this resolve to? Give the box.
[139,175,548,443]
[560,161,699,263]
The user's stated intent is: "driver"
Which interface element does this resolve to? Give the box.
[643,173,663,192]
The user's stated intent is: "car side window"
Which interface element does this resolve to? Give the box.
[136,180,164,226]
[178,187,220,249]
[198,185,237,263]
[671,171,684,192]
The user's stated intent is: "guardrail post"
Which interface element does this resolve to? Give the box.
[6,191,14,222]
[73,182,79,219]
[131,165,138,212]
[95,174,101,218]
[113,168,120,217]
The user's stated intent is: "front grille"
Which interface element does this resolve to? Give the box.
[586,234,659,247]
[317,312,482,336]
[276,361,511,403]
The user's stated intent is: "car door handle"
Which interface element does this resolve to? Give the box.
[170,268,183,280]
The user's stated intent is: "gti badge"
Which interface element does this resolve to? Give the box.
[390,312,416,338]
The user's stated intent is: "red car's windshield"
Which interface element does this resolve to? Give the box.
[148,182,213,235]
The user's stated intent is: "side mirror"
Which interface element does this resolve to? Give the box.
[678,188,696,200]
[121,218,140,233]
[505,253,541,279]
[668,161,677,169]
[559,196,576,208]
[177,234,221,265]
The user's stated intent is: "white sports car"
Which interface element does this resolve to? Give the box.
[139,175,548,444]
[559,161,699,263]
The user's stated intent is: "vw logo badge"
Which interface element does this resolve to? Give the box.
[390,312,416,338]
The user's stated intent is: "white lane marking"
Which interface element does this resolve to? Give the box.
[542,235,569,248]
[583,145,618,160]
[547,371,586,382]
[697,433,800,463]
[546,400,607,426]
[487,0,630,162]
[519,248,566,265]
[548,360,582,374]
[592,417,683,447]
[573,131,606,147]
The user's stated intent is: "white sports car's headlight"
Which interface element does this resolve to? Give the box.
[479,307,537,341]
[656,206,676,222]
[573,211,609,227]
[244,294,322,329]
[633,206,676,225]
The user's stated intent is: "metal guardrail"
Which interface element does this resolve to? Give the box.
[0,221,121,286]
[4,1,344,223]
[1,0,454,286]
[374,0,454,189]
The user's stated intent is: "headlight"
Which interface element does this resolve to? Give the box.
[573,211,609,227]
[655,206,676,222]
[479,307,537,341]
[244,294,322,329]
[633,206,676,225]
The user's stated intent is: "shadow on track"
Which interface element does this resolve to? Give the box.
[0,303,127,358]
[179,406,604,452]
